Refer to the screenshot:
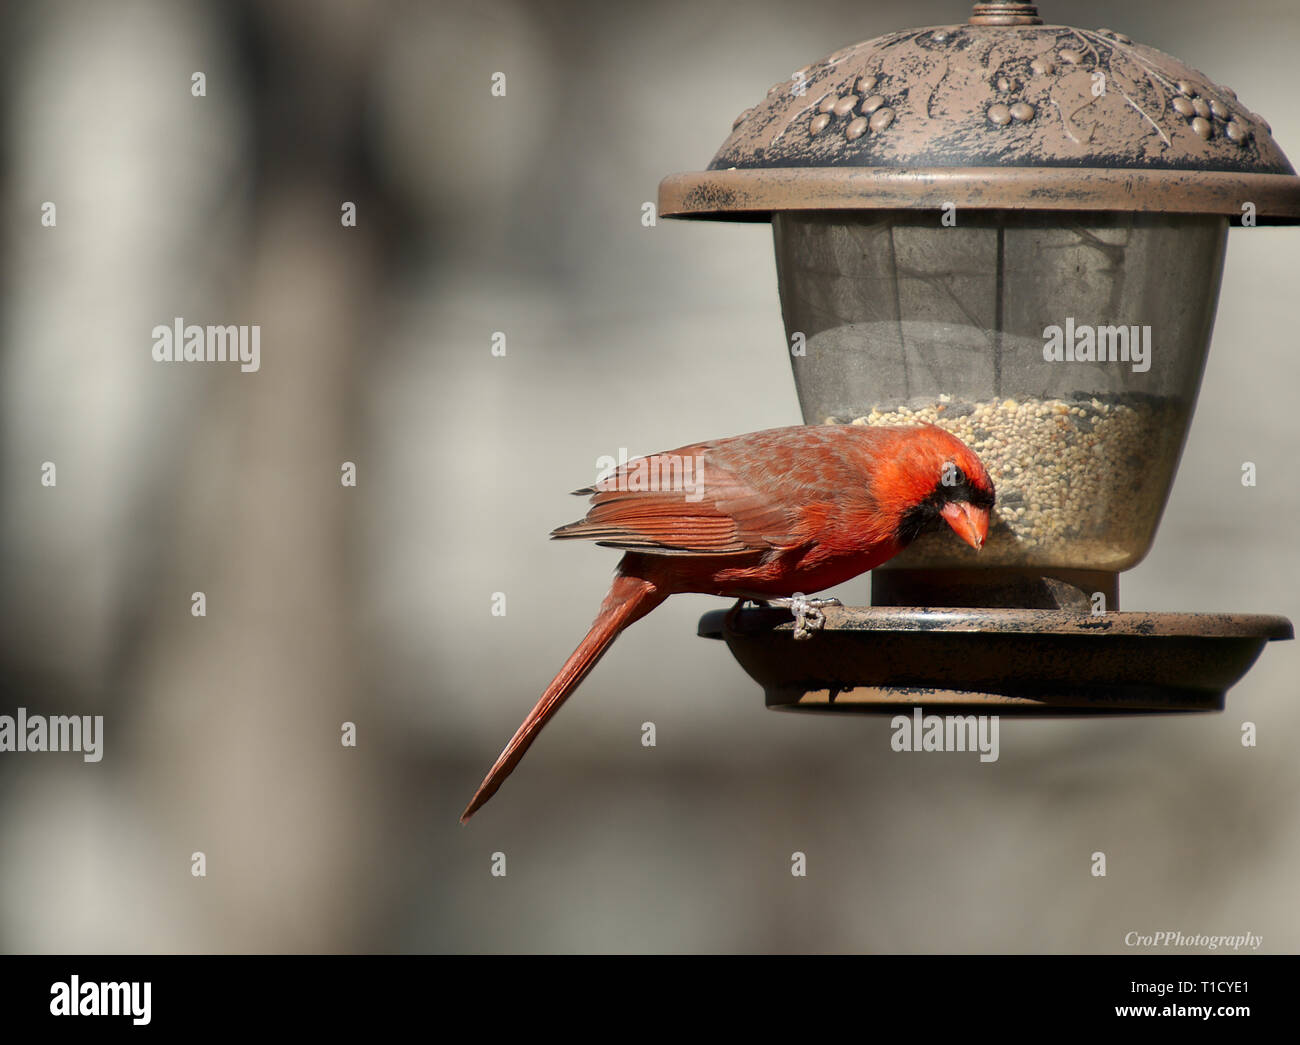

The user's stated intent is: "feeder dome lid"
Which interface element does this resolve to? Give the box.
[659,1,1300,223]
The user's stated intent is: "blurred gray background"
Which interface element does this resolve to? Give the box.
[1,0,1297,953]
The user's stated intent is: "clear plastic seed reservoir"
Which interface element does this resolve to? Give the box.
[774,210,1228,570]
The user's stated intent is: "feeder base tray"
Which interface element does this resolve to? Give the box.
[697,606,1292,715]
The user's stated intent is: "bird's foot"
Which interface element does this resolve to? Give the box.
[765,594,842,641]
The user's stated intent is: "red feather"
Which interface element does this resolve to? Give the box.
[461,423,993,821]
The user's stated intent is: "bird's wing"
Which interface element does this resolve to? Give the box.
[553,445,802,555]
[551,425,890,556]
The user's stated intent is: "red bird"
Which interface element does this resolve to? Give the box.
[461,422,994,821]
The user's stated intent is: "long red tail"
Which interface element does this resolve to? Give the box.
[460,570,666,822]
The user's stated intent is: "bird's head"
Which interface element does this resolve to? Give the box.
[881,424,996,552]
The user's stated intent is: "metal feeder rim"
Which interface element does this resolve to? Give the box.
[698,606,1294,639]
[659,167,1300,222]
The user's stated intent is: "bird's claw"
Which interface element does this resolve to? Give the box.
[765,594,842,641]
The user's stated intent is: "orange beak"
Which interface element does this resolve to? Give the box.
[940,501,989,551]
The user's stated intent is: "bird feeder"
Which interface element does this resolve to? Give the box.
[665,1,1297,712]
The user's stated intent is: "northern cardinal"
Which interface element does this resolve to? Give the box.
[461,422,993,821]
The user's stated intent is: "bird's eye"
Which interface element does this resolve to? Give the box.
[941,462,967,490]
